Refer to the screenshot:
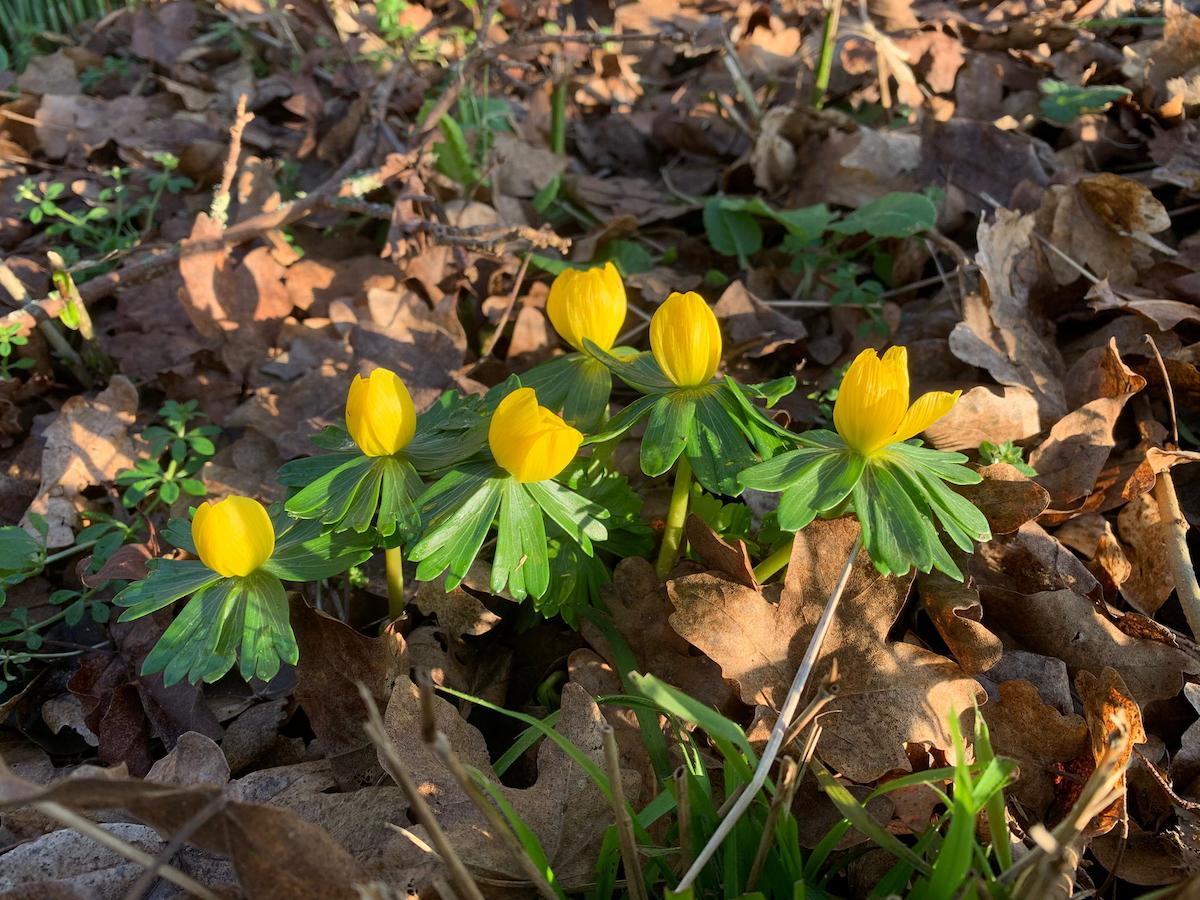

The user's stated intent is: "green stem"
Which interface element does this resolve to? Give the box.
[811,0,844,109]
[752,540,794,583]
[384,544,405,624]
[656,454,692,579]
[42,538,100,566]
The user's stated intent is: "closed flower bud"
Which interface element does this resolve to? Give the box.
[345,368,417,457]
[488,387,583,483]
[546,262,627,353]
[192,496,275,578]
[833,346,961,456]
[650,291,722,387]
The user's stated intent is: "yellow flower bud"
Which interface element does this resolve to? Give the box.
[833,346,961,456]
[649,291,722,387]
[345,368,417,457]
[488,387,583,483]
[546,262,627,353]
[192,496,275,578]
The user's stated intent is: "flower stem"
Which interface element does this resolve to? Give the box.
[384,545,405,624]
[752,541,793,583]
[675,535,862,893]
[812,0,844,108]
[656,454,692,579]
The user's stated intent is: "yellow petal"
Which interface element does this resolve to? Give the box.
[889,390,962,444]
[546,263,627,352]
[192,496,275,577]
[649,291,722,387]
[832,347,911,455]
[345,368,416,456]
[488,388,583,482]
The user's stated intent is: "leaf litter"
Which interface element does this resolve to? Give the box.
[0,0,1199,896]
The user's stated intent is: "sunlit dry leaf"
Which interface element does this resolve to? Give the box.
[1030,340,1145,511]
[981,588,1196,705]
[982,680,1087,818]
[948,209,1067,422]
[917,571,1002,674]
[668,517,983,782]
[713,280,806,358]
[21,376,137,547]
[1118,492,1175,615]
[1073,668,1148,837]
[922,385,1041,452]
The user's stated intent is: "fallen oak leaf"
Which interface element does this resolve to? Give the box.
[917,570,1003,675]
[955,462,1050,535]
[1087,279,1200,331]
[667,517,983,783]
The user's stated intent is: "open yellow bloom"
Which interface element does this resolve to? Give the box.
[833,347,961,456]
[489,388,583,483]
[192,496,275,578]
[546,262,627,353]
[345,368,417,457]
[650,291,722,387]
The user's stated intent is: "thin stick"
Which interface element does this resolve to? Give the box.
[211,94,254,228]
[480,253,531,359]
[122,792,228,900]
[602,723,647,900]
[674,767,693,877]
[358,684,486,900]
[413,676,559,900]
[745,757,800,892]
[1155,470,1200,641]
[35,802,221,900]
[676,537,862,892]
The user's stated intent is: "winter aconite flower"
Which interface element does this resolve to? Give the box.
[650,291,722,387]
[833,347,961,457]
[488,387,583,483]
[345,368,417,457]
[192,495,275,577]
[739,344,989,580]
[546,262,626,353]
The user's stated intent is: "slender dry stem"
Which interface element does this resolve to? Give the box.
[602,723,647,900]
[746,757,800,892]
[676,537,861,891]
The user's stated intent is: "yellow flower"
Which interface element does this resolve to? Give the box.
[192,496,275,578]
[345,368,417,457]
[833,347,961,457]
[489,387,583,483]
[650,291,722,387]
[546,262,627,353]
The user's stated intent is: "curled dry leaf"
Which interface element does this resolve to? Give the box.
[1118,492,1176,617]
[21,375,137,548]
[684,513,758,589]
[1087,279,1200,331]
[0,758,368,899]
[982,680,1087,818]
[668,517,983,783]
[1071,667,1147,838]
[948,209,1067,422]
[712,280,807,359]
[981,588,1197,706]
[917,570,1003,674]
[973,521,1102,602]
[1030,339,1145,512]
[955,462,1050,535]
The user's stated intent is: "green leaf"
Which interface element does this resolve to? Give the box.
[261,521,373,582]
[640,394,696,478]
[584,393,658,445]
[852,462,935,576]
[741,447,865,532]
[376,456,424,539]
[831,192,937,239]
[631,673,756,761]
[410,471,504,590]
[114,559,222,621]
[584,341,676,394]
[0,526,41,574]
[238,569,296,682]
[704,197,763,262]
[687,391,758,496]
[434,114,481,185]
[1038,79,1131,124]
[493,479,549,600]
[718,197,835,242]
[524,478,609,550]
[144,578,240,686]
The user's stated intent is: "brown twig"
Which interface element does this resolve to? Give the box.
[745,757,800,892]
[602,722,647,900]
[210,94,254,229]
[480,253,532,359]
[674,766,693,878]
[359,683,486,900]
[121,792,228,900]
